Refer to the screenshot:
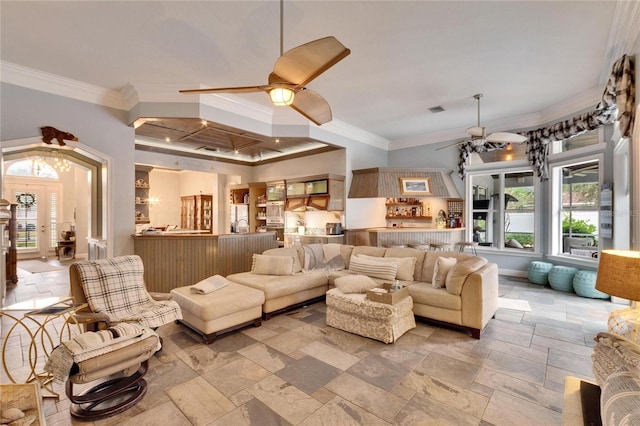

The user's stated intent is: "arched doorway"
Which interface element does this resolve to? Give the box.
[1,138,109,260]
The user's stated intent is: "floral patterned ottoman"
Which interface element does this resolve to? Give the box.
[325,288,415,344]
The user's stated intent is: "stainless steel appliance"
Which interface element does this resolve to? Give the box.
[266,201,285,226]
[325,222,343,235]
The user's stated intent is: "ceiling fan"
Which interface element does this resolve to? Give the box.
[179,0,350,126]
[437,94,528,151]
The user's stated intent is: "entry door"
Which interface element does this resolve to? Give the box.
[4,184,59,259]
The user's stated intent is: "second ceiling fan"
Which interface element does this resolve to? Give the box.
[180,1,350,126]
[438,94,527,151]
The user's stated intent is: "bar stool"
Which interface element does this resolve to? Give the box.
[456,241,478,255]
[429,242,453,251]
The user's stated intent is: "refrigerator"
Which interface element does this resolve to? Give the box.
[230,204,249,233]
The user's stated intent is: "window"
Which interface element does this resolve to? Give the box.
[468,169,538,252]
[6,159,59,179]
[550,158,600,259]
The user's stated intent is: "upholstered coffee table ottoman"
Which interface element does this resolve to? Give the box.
[170,282,265,344]
[325,288,415,344]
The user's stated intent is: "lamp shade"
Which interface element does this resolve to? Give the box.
[269,88,295,106]
[595,250,640,301]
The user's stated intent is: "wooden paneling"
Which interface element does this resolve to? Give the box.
[217,233,278,276]
[348,168,461,199]
[367,228,465,248]
[133,233,277,292]
[344,229,370,246]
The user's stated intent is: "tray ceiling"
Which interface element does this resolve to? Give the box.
[135,118,340,165]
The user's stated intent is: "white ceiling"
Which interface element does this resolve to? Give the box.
[1,1,635,150]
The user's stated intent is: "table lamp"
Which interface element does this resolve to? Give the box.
[595,250,640,343]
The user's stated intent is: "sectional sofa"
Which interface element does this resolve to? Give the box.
[226,244,499,338]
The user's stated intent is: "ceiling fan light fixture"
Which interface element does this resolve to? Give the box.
[269,87,295,106]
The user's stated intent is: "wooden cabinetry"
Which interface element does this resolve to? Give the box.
[135,166,152,224]
[180,195,213,232]
[5,204,17,285]
[248,183,267,233]
[231,183,267,233]
[283,175,345,211]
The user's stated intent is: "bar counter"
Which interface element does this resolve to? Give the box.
[133,232,278,292]
[366,227,466,248]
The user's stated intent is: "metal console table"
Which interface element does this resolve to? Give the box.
[0,296,86,398]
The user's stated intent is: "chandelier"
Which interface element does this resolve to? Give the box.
[53,156,71,172]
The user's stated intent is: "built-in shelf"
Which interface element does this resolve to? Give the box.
[385,216,432,220]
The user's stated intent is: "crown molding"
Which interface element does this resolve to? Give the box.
[0,61,125,110]
[389,85,604,151]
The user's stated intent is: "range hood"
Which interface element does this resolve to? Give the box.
[348,167,461,199]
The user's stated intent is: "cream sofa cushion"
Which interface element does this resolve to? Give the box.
[251,254,296,276]
[422,252,473,284]
[334,275,378,294]
[348,255,398,281]
[263,247,304,272]
[385,247,427,281]
[432,257,457,288]
[356,254,416,281]
[445,256,488,295]
[352,246,387,258]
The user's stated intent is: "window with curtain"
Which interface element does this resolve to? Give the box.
[468,169,537,252]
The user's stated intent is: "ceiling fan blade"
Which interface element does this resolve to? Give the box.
[179,85,268,94]
[435,140,466,151]
[290,89,332,125]
[485,132,527,143]
[467,126,486,138]
[274,36,350,87]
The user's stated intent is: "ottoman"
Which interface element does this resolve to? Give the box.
[527,261,553,285]
[325,288,415,344]
[548,266,579,292]
[170,282,265,344]
[573,270,609,299]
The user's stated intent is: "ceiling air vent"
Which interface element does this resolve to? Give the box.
[428,105,445,114]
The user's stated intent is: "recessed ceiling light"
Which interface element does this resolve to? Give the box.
[234,149,239,154]
[275,138,280,144]
[165,137,170,142]
[201,120,207,126]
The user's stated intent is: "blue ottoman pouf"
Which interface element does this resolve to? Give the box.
[548,266,579,292]
[573,270,609,299]
[528,261,554,285]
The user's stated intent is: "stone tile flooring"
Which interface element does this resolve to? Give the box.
[0,259,620,425]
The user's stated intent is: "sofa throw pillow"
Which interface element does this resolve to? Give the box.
[432,257,457,288]
[334,275,378,294]
[263,247,303,272]
[348,255,398,281]
[600,368,640,426]
[357,254,416,281]
[251,254,295,276]
[445,257,489,295]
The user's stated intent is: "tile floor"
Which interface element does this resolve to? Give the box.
[0,258,620,425]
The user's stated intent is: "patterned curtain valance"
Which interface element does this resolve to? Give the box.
[458,54,635,181]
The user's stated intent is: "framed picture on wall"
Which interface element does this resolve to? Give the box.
[399,178,432,195]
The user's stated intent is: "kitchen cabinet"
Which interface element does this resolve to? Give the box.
[283,175,345,211]
[231,183,267,233]
[181,195,213,232]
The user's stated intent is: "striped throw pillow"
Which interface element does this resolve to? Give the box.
[348,255,398,281]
